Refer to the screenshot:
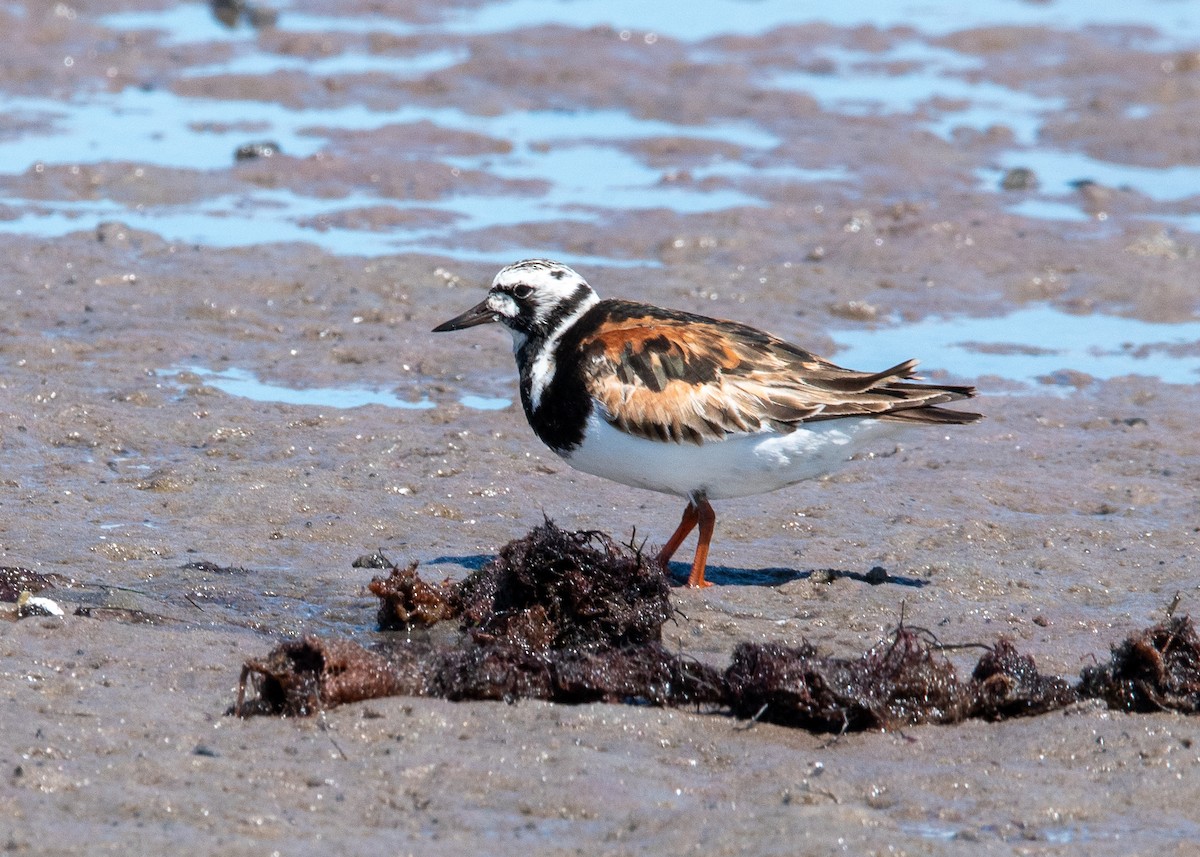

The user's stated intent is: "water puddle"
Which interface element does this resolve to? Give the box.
[0,174,753,259]
[769,39,1199,224]
[0,1,1191,262]
[832,306,1200,387]
[170,305,1200,414]
[100,5,269,44]
[984,149,1200,204]
[1001,198,1094,224]
[769,43,1062,145]
[175,365,436,409]
[0,80,780,260]
[169,365,516,411]
[0,87,776,179]
[456,0,1200,43]
[0,0,1192,264]
[900,819,1085,845]
[458,394,512,411]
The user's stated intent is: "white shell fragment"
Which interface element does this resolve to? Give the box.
[17,591,65,618]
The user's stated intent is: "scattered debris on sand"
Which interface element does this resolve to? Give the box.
[236,522,717,716]
[16,591,66,618]
[233,523,1200,730]
[2,567,69,620]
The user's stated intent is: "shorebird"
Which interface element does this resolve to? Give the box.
[434,259,981,587]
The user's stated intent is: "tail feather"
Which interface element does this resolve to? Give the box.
[810,358,920,394]
[881,405,983,425]
[879,377,982,424]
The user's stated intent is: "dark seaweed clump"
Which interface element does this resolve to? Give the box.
[367,525,671,649]
[0,566,57,602]
[970,637,1080,719]
[236,636,432,717]
[1079,616,1200,714]
[237,522,722,716]
[369,561,458,629]
[453,524,672,650]
[724,632,1078,731]
[725,631,966,731]
[234,523,1200,730]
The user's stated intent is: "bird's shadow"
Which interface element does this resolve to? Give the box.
[665,562,929,588]
[428,554,926,589]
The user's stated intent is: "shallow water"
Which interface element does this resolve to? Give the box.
[173,305,1200,403]
[0,0,1196,265]
[984,148,1200,202]
[174,364,514,410]
[833,305,1200,386]
[173,365,436,410]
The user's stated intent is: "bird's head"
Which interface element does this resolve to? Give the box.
[433,259,599,346]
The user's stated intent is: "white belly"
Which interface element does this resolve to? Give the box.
[560,412,908,500]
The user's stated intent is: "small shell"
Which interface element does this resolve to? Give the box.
[17,591,65,618]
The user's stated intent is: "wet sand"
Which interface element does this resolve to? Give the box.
[3,1,1200,854]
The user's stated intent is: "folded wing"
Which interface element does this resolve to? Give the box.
[576,302,981,445]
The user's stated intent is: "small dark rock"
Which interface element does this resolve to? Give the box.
[210,0,242,26]
[864,566,889,585]
[212,0,277,28]
[180,560,251,575]
[809,568,838,584]
[1000,167,1038,191]
[352,550,395,570]
[234,141,282,162]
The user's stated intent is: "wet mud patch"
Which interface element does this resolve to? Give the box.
[234,523,1198,731]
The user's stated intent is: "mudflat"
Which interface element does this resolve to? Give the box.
[2,1,1199,854]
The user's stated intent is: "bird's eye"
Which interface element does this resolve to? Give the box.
[512,285,534,299]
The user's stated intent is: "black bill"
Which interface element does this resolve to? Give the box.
[432,299,498,332]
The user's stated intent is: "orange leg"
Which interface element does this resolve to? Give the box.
[656,503,699,569]
[687,499,716,588]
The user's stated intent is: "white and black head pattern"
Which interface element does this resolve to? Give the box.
[431,259,603,426]
[484,259,599,348]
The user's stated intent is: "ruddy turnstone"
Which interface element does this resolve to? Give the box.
[434,259,982,587]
